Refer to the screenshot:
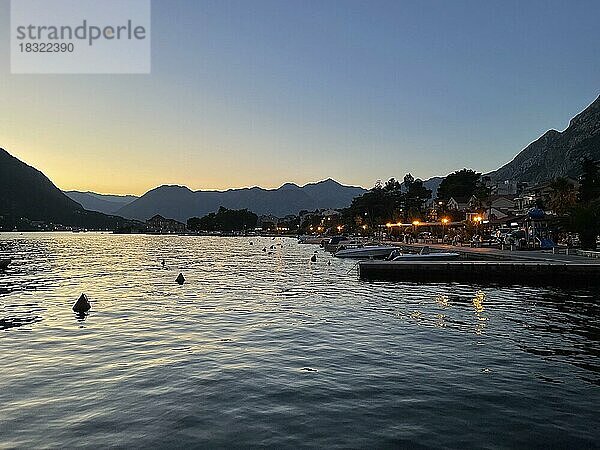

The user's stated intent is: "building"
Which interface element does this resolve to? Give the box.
[146,215,186,233]
[447,195,478,211]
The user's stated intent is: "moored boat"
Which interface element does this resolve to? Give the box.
[387,246,460,261]
[334,245,396,259]
[391,252,460,261]
[298,235,327,245]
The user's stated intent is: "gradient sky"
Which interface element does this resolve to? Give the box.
[0,0,598,195]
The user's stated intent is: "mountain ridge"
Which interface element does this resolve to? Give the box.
[117,178,367,222]
[64,190,139,215]
[0,148,134,230]
[488,95,600,183]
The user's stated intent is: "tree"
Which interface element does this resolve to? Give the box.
[571,200,600,250]
[567,159,600,249]
[578,158,600,203]
[437,169,482,201]
[403,174,432,219]
[549,177,577,215]
[187,207,258,232]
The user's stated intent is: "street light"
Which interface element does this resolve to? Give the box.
[441,217,449,241]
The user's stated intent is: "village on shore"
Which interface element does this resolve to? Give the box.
[109,162,599,254]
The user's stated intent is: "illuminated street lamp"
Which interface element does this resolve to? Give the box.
[441,217,449,240]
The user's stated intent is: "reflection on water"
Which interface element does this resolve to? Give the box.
[0,233,599,448]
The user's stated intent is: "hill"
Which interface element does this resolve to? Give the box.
[488,95,600,183]
[117,178,367,222]
[64,191,138,214]
[0,148,135,230]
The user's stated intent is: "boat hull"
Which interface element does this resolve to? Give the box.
[334,246,396,259]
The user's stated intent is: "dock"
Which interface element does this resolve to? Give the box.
[358,260,600,286]
[359,242,600,285]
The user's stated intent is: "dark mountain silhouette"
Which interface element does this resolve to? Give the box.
[0,148,135,230]
[488,95,600,183]
[64,191,138,214]
[117,178,367,222]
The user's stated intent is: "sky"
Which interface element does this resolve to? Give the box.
[0,0,599,195]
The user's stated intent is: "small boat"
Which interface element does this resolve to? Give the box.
[298,235,327,245]
[323,236,363,253]
[388,246,460,261]
[334,245,396,259]
[0,258,11,270]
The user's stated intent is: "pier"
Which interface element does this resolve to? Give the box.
[358,260,600,286]
[359,243,600,285]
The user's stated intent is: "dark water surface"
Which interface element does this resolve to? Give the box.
[0,233,598,448]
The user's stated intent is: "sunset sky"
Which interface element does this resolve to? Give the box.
[0,0,598,195]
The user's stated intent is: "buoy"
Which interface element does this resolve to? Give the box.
[176,273,185,285]
[249,242,253,245]
[73,293,91,313]
[311,255,317,262]
[327,260,331,266]
[161,259,166,268]
[263,247,267,252]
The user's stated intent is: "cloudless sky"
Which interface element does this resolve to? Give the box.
[0,0,598,195]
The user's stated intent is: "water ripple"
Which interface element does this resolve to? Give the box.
[0,233,598,448]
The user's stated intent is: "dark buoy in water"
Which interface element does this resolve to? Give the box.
[249,241,253,245]
[327,260,331,266]
[263,247,267,252]
[161,259,166,268]
[176,273,185,285]
[73,293,91,313]
[311,254,317,262]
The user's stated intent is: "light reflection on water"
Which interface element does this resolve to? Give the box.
[0,232,599,448]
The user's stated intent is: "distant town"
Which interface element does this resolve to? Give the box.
[14,159,597,253]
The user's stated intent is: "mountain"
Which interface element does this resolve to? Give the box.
[0,148,135,230]
[117,178,367,222]
[488,95,600,183]
[64,191,138,214]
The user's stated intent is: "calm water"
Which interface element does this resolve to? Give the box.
[0,233,598,448]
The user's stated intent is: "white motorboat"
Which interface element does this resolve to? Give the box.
[387,246,460,261]
[0,258,11,270]
[298,235,327,245]
[323,236,364,253]
[334,245,396,259]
